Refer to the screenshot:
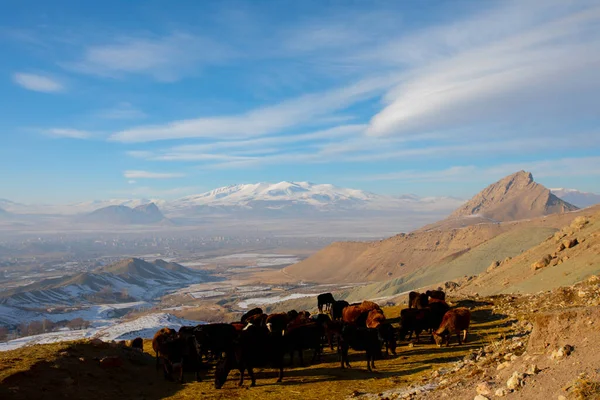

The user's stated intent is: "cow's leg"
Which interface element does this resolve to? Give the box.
[276,359,283,382]
[238,366,245,387]
[155,351,160,371]
[457,332,462,346]
[366,352,372,372]
[179,360,184,383]
[415,330,421,344]
[248,367,256,387]
[298,348,304,367]
[463,329,468,343]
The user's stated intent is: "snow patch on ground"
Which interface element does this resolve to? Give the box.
[0,312,202,351]
[237,293,315,309]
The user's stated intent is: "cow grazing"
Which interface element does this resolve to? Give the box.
[366,309,385,329]
[339,324,382,372]
[378,322,397,356]
[427,300,450,333]
[285,322,322,366]
[265,313,290,335]
[287,309,299,321]
[359,300,382,313]
[245,313,268,327]
[152,327,178,371]
[399,308,428,343]
[241,307,263,323]
[317,292,336,312]
[193,323,238,361]
[426,289,446,301]
[433,307,471,347]
[408,291,420,309]
[130,337,143,351]
[342,305,369,326]
[332,300,349,320]
[214,324,285,389]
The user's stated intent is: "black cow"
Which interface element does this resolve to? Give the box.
[214,324,285,389]
[399,308,428,343]
[426,300,450,332]
[332,300,349,320]
[241,307,263,323]
[426,290,446,301]
[408,291,419,309]
[158,335,202,383]
[377,322,397,356]
[285,323,322,366]
[339,324,382,372]
[193,323,237,361]
[317,292,335,313]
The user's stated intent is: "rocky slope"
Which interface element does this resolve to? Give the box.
[448,170,577,222]
[284,172,587,284]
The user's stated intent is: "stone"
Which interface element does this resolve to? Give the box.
[503,353,514,361]
[556,242,566,252]
[531,254,553,271]
[487,261,500,272]
[476,382,492,396]
[557,396,567,400]
[90,338,105,347]
[497,361,511,371]
[506,371,524,390]
[474,395,490,400]
[526,364,541,375]
[495,388,509,397]
[562,238,579,249]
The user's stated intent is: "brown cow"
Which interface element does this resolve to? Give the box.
[265,313,290,335]
[342,305,368,325]
[433,308,471,347]
[366,309,385,329]
[152,327,177,371]
[359,300,382,313]
[130,337,143,351]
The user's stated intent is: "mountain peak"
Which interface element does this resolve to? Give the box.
[449,170,578,222]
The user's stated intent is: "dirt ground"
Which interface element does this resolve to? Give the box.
[0,302,510,400]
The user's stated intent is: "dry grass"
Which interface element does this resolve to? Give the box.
[0,303,511,400]
[571,375,600,400]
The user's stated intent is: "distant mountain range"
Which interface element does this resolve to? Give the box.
[0,181,465,221]
[80,203,166,225]
[0,258,206,308]
[1,180,598,228]
[550,188,600,208]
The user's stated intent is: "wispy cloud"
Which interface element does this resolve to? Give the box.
[123,170,185,179]
[43,128,93,139]
[12,72,63,93]
[366,3,600,136]
[109,77,394,143]
[65,33,233,81]
[112,185,200,199]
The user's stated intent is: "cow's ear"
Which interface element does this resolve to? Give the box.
[221,352,227,359]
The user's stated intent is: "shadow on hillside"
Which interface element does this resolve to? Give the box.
[0,343,185,400]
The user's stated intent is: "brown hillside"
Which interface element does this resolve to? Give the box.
[284,172,583,284]
[457,208,600,296]
[448,170,577,222]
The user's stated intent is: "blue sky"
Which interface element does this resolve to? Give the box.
[1,0,600,204]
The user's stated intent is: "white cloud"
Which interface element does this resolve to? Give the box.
[123,170,185,179]
[366,3,600,136]
[128,180,136,184]
[44,128,93,139]
[109,77,395,143]
[12,72,63,93]
[66,33,233,81]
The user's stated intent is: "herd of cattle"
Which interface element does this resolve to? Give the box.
[148,289,472,389]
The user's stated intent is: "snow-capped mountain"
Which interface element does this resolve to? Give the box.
[0,181,465,221]
[165,181,464,215]
[551,188,600,208]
